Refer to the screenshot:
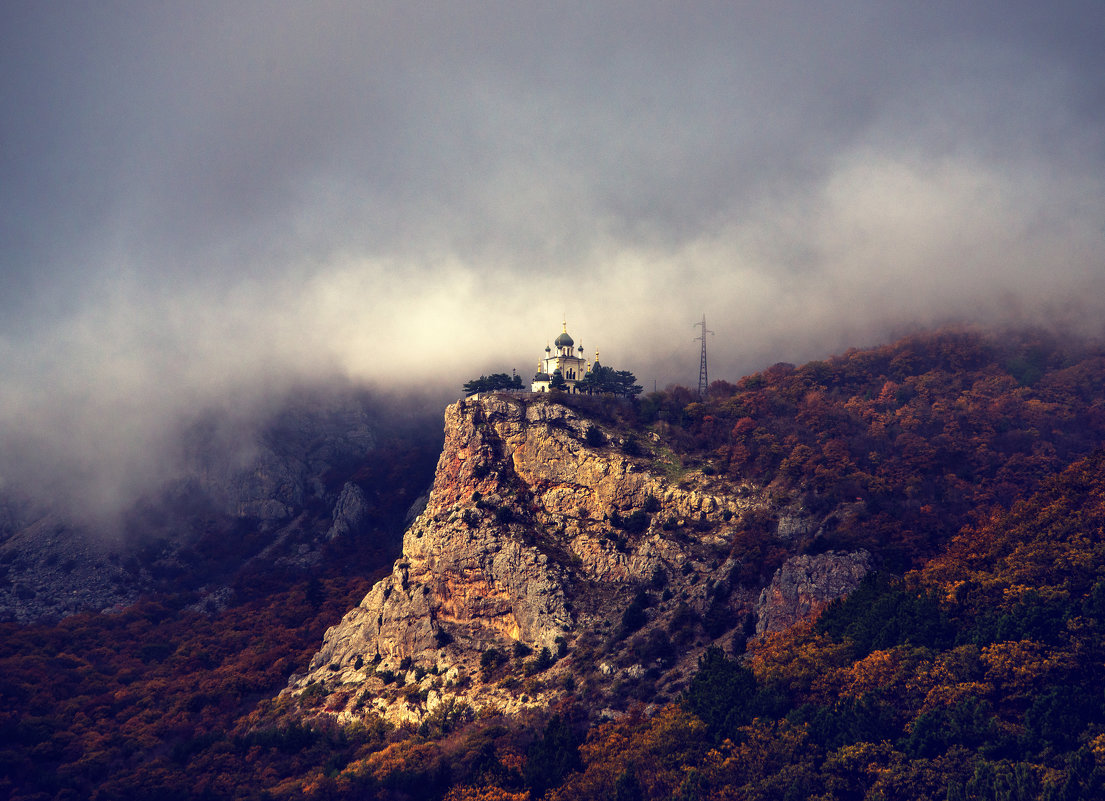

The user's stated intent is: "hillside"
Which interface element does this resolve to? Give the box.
[3,327,1105,800]
[285,392,871,727]
[530,446,1105,801]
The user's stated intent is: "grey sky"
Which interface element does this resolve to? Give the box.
[1,2,1103,516]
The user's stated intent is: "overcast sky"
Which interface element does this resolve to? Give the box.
[2,2,1104,517]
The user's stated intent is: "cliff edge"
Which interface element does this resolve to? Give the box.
[287,394,870,725]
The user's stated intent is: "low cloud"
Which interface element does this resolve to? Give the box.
[1,2,1103,521]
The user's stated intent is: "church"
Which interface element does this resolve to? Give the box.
[531,322,598,393]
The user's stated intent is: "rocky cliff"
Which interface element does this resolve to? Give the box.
[288,393,872,726]
[754,550,872,635]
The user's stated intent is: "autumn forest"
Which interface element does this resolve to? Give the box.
[5,327,1105,800]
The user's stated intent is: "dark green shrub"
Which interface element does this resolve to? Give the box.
[817,573,954,657]
[684,646,756,741]
[524,715,582,797]
[622,509,650,535]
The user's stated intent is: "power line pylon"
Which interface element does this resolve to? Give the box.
[694,314,714,397]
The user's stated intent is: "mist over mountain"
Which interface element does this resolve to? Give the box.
[3,3,1105,798]
[0,381,444,622]
[5,327,1105,799]
[2,2,1104,527]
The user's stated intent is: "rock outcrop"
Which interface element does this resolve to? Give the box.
[288,394,872,726]
[327,483,372,542]
[754,550,873,635]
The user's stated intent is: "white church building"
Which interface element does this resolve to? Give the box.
[531,322,598,393]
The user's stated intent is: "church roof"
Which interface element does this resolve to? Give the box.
[554,320,574,349]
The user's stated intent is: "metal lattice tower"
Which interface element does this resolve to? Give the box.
[694,314,714,397]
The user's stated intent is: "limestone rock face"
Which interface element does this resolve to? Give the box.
[289,394,806,724]
[300,397,657,668]
[754,550,873,635]
[327,483,371,541]
[289,395,877,727]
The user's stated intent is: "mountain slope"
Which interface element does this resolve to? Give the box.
[287,393,865,724]
[529,446,1105,801]
[289,329,1105,730]
[5,328,1105,800]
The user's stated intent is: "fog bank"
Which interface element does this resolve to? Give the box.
[2,2,1103,518]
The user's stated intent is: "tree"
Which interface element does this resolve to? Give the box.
[577,365,643,398]
[685,646,757,741]
[614,370,644,398]
[549,369,568,391]
[613,765,644,801]
[524,715,581,797]
[464,373,522,395]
